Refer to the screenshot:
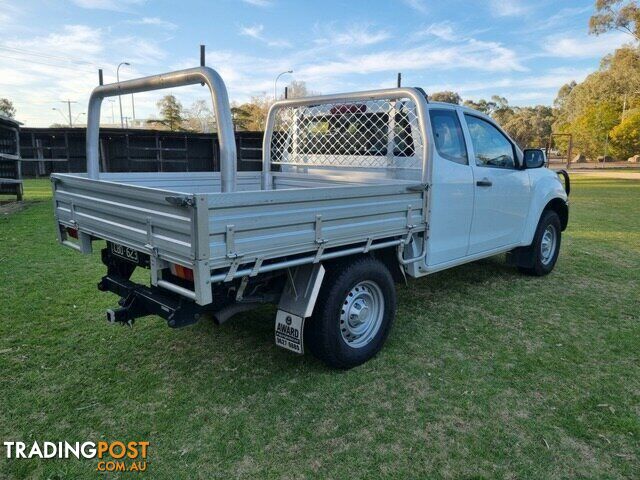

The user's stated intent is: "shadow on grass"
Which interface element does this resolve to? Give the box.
[177,254,522,375]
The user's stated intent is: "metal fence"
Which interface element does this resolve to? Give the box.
[19,128,263,176]
[0,116,23,200]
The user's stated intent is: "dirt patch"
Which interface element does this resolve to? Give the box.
[0,201,26,216]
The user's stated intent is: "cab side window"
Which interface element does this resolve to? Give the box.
[429,109,468,165]
[464,114,515,169]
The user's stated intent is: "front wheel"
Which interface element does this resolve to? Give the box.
[305,257,397,369]
[518,210,562,276]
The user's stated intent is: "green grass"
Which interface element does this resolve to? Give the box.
[1,177,639,479]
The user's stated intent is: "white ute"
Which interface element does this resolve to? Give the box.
[51,65,569,369]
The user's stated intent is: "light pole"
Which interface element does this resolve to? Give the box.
[274,70,293,100]
[52,107,71,127]
[74,112,86,125]
[116,61,130,128]
[107,99,116,124]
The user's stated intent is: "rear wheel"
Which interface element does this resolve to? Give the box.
[518,210,562,276]
[305,257,396,369]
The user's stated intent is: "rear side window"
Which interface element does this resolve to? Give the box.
[429,109,468,165]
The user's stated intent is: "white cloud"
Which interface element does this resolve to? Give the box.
[239,24,291,48]
[128,17,178,30]
[6,24,104,58]
[489,0,530,17]
[0,23,171,126]
[241,0,272,6]
[240,24,263,40]
[421,22,456,41]
[0,0,20,27]
[113,36,167,64]
[297,39,526,79]
[521,6,592,33]
[402,0,428,14]
[71,0,145,12]
[431,68,592,95]
[543,32,630,58]
[314,23,391,47]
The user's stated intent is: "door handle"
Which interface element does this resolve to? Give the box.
[476,178,492,187]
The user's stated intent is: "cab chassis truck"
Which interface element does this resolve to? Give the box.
[51,66,569,369]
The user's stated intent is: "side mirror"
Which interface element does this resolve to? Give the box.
[523,148,546,169]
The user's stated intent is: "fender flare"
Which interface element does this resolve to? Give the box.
[521,177,568,246]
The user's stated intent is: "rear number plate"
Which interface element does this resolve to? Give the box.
[110,242,140,263]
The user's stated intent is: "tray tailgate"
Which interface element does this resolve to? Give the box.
[52,175,195,265]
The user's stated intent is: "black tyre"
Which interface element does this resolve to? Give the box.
[305,257,397,369]
[518,210,562,276]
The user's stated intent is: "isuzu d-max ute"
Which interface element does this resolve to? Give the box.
[51,65,569,369]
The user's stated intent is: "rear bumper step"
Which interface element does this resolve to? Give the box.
[98,275,203,328]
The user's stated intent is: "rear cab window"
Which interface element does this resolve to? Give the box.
[429,109,468,165]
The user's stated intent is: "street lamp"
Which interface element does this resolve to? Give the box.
[107,99,116,124]
[74,112,86,125]
[52,107,70,127]
[116,62,130,128]
[274,70,293,100]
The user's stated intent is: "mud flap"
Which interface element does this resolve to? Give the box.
[275,310,304,354]
[274,263,324,354]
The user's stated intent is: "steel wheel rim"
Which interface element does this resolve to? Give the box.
[540,224,557,265]
[339,280,384,349]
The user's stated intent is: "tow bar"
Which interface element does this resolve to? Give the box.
[98,274,203,328]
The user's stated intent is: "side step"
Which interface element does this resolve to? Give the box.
[98,274,203,328]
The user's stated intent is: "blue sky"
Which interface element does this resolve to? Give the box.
[0,0,631,126]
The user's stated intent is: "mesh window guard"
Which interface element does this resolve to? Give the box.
[269,97,424,172]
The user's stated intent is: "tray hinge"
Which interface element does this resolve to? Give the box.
[69,202,78,227]
[406,204,416,230]
[144,217,158,257]
[226,225,237,259]
[165,195,196,208]
[224,258,241,283]
[315,214,326,245]
[406,183,429,192]
[249,258,264,277]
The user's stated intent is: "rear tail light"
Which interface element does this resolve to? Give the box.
[170,263,194,282]
[66,227,78,239]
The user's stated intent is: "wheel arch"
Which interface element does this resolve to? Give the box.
[544,197,568,231]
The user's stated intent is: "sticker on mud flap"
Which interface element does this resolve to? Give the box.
[275,310,304,354]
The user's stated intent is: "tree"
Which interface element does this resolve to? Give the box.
[0,98,16,118]
[148,95,185,131]
[430,91,462,105]
[231,94,272,131]
[463,98,496,114]
[572,101,621,159]
[589,0,640,41]
[610,110,640,158]
[501,106,554,148]
[184,99,216,133]
[554,81,577,110]
[282,80,318,99]
[552,45,640,158]
[462,95,514,124]
[490,95,513,124]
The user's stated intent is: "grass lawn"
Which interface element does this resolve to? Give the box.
[1,177,638,479]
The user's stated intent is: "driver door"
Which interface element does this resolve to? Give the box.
[463,114,531,255]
